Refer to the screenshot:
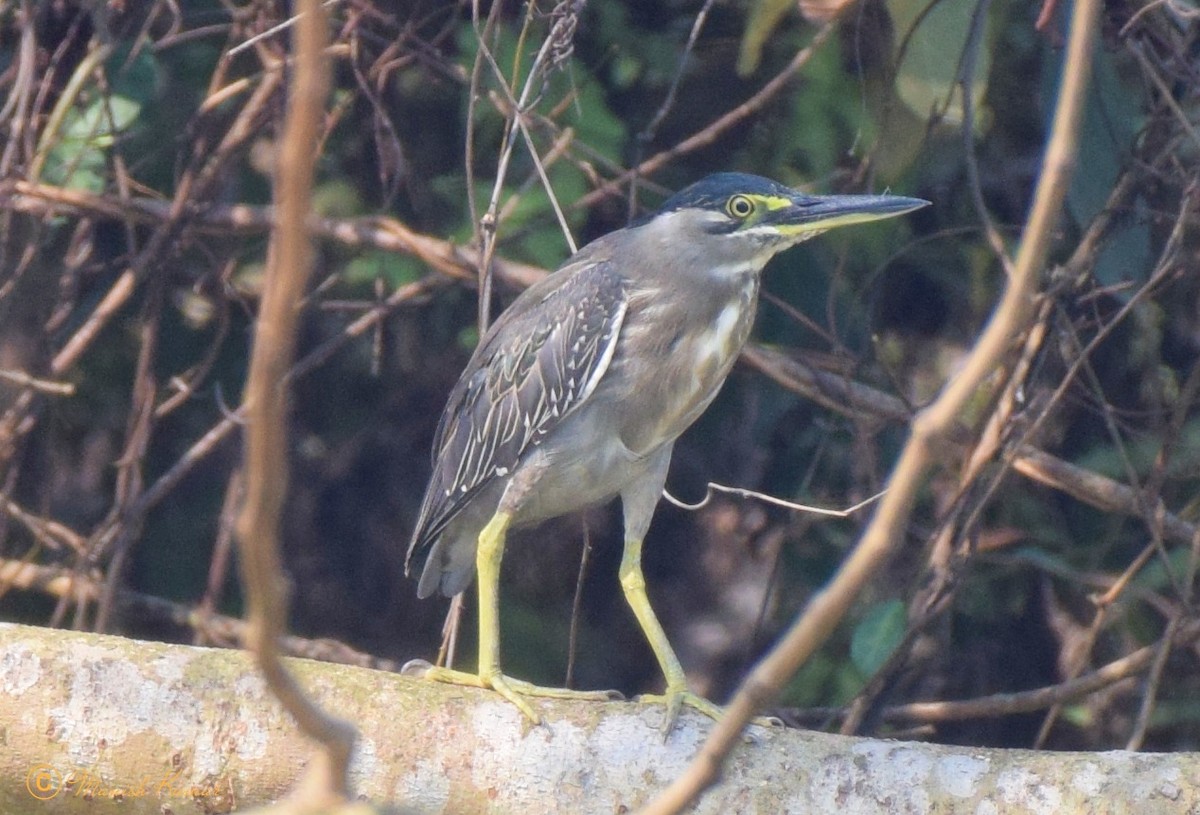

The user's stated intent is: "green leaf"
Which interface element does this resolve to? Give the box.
[889,0,992,127]
[1131,546,1193,594]
[64,95,142,146]
[480,165,588,268]
[780,652,840,707]
[567,77,626,161]
[344,250,422,289]
[737,0,795,77]
[1074,415,1200,482]
[611,54,642,89]
[782,39,874,180]
[43,143,106,192]
[1061,704,1093,727]
[850,599,907,676]
[1010,546,1085,582]
[312,178,364,218]
[107,46,160,106]
[1050,47,1149,297]
[1050,45,1144,227]
[46,79,145,192]
[457,324,480,352]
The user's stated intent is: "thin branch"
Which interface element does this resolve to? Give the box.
[575,21,838,213]
[227,0,343,57]
[663,482,884,517]
[1125,613,1179,750]
[0,557,402,670]
[1,181,547,289]
[466,0,505,334]
[960,0,1013,273]
[787,616,1200,725]
[0,369,75,395]
[627,0,717,216]
[565,519,593,689]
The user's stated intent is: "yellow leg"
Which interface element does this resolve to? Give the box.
[418,511,617,724]
[619,536,724,734]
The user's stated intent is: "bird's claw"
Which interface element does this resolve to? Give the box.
[636,687,783,737]
[636,687,724,736]
[400,658,437,677]
[404,660,621,725]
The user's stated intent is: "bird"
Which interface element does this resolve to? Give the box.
[405,172,928,731]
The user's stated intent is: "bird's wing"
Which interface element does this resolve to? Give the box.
[406,255,628,569]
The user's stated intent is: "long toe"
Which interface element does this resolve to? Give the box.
[636,689,783,736]
[485,672,545,724]
[501,676,625,703]
[412,663,622,725]
[408,664,542,723]
[636,687,724,736]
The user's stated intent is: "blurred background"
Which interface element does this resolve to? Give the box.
[1,0,1198,752]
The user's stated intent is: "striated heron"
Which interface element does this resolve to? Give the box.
[405,173,927,732]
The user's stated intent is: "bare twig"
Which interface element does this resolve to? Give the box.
[565,519,593,689]
[0,369,75,395]
[787,616,1200,726]
[960,0,1013,273]
[575,22,838,213]
[0,557,402,670]
[663,482,884,517]
[627,0,718,217]
[1125,613,1179,750]
[1,181,547,289]
[227,0,343,57]
[196,467,244,641]
[744,343,1200,549]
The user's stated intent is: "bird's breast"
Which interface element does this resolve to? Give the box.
[688,299,748,391]
[614,273,759,455]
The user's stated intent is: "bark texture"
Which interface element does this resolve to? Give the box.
[1,623,1196,814]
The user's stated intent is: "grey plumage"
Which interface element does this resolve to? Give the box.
[402,173,928,729]
[407,246,628,595]
[405,197,768,597]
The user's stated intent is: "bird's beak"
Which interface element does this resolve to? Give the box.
[766,193,929,236]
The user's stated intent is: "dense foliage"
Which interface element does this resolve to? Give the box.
[1,0,1197,753]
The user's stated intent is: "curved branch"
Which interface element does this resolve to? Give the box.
[234,1,356,805]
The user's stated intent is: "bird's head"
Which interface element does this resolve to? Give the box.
[645,172,929,273]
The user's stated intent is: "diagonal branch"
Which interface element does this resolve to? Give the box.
[641,0,1103,810]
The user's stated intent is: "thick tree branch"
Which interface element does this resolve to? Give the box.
[2,624,1196,814]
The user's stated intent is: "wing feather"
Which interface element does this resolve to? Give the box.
[406,258,627,571]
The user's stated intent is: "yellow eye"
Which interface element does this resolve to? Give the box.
[726,195,754,219]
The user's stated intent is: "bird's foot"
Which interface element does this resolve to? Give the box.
[636,686,784,737]
[636,686,723,735]
[403,660,622,725]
